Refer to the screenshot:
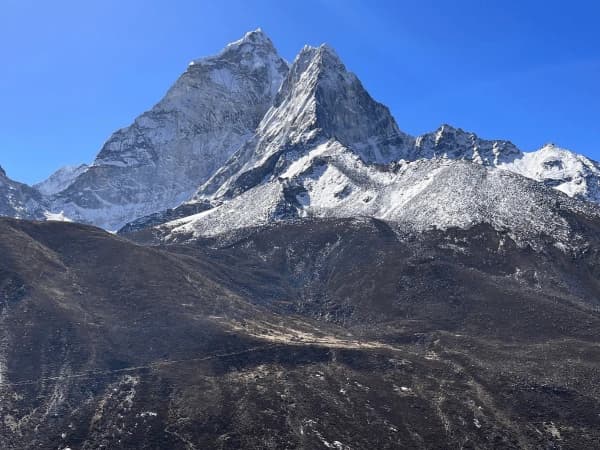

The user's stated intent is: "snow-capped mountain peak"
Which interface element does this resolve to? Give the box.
[194,40,413,201]
[187,28,287,98]
[34,164,89,196]
[141,38,600,249]
[3,30,600,244]
[45,29,288,230]
[498,142,600,201]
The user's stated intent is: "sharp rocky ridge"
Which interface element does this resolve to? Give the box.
[2,29,600,239]
[34,163,89,196]
[193,43,414,201]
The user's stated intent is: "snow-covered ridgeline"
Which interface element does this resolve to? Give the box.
[152,32,600,248]
[161,140,598,251]
[34,164,89,196]
[193,43,413,201]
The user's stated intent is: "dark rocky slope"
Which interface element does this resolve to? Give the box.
[1,217,600,449]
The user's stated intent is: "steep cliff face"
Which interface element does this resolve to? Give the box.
[49,29,288,230]
[34,164,89,196]
[195,44,413,201]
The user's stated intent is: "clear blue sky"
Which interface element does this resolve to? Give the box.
[1,0,599,184]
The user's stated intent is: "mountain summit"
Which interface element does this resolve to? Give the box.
[45,29,288,230]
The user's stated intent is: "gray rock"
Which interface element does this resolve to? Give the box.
[0,166,46,220]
